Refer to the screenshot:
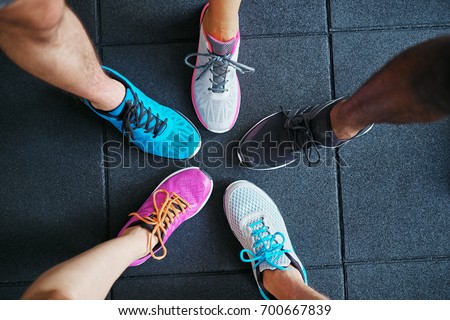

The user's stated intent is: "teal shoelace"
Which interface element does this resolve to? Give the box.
[240,219,290,270]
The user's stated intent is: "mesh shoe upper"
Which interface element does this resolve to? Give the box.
[118,167,214,266]
[184,4,254,133]
[223,180,307,299]
[190,26,241,133]
[237,97,374,169]
[84,66,201,160]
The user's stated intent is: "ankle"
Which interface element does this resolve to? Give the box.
[263,266,328,300]
[90,78,126,112]
[330,100,364,140]
[121,226,157,259]
[262,266,304,299]
[202,10,238,42]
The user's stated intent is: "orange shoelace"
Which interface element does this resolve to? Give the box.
[128,189,190,260]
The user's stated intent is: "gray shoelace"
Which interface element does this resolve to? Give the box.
[185,52,255,93]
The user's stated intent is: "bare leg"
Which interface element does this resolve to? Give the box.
[22,227,156,300]
[263,266,328,300]
[330,35,450,139]
[202,0,242,41]
[0,0,124,111]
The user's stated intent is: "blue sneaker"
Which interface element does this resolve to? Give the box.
[83,66,201,160]
[223,180,308,300]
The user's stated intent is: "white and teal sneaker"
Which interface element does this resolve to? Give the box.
[223,180,308,300]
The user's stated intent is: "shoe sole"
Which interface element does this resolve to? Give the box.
[237,150,298,171]
[237,111,298,170]
[172,109,202,160]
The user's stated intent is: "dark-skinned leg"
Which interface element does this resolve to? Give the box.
[331,35,450,140]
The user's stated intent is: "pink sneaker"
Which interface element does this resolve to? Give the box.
[117,167,213,266]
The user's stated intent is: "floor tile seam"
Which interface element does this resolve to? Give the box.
[0,281,32,287]
[115,265,345,281]
[326,1,336,99]
[102,125,110,240]
[327,0,347,300]
[96,25,450,48]
[98,40,113,298]
[335,160,348,297]
[239,32,328,40]
[330,24,450,33]
[96,0,102,45]
[102,123,113,299]
[117,271,252,282]
[97,32,329,48]
[345,255,450,267]
[97,45,111,242]
[2,257,447,286]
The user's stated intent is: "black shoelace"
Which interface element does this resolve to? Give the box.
[121,91,168,140]
[283,109,321,166]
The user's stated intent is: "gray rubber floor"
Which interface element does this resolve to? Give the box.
[0,0,449,300]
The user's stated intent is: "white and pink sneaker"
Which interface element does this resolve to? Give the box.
[185,3,254,133]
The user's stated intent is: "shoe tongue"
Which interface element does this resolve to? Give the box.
[308,100,341,147]
[206,35,237,93]
[108,88,134,117]
[207,34,236,56]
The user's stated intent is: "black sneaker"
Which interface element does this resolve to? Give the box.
[237,97,373,170]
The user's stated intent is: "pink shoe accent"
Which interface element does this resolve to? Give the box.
[206,32,240,55]
[200,3,209,24]
[231,76,241,128]
[190,3,212,130]
[117,167,213,266]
